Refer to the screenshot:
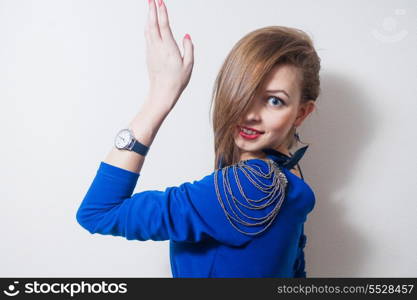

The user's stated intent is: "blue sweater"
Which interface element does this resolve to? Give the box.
[76,157,315,278]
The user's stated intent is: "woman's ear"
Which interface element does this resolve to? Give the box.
[294,100,315,127]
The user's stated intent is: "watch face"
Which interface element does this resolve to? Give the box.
[115,129,132,149]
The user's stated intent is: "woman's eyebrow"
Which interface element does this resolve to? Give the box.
[265,89,291,100]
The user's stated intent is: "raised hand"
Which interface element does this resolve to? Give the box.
[144,0,194,113]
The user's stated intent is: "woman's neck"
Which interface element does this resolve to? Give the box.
[239,146,291,161]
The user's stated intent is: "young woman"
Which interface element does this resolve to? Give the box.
[76,0,321,278]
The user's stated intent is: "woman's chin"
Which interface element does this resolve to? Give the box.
[236,144,264,154]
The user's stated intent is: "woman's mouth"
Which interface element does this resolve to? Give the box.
[237,126,264,140]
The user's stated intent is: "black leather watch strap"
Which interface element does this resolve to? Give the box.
[131,140,149,156]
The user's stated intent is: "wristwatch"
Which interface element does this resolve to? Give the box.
[114,128,149,156]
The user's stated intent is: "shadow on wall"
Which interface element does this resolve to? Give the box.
[299,71,377,277]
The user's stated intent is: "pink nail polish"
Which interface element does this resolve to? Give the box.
[158,0,163,6]
[185,34,191,40]
[148,0,152,4]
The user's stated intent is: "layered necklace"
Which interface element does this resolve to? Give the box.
[213,158,288,236]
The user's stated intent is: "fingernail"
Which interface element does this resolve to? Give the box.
[185,34,191,40]
[158,0,163,6]
[148,0,152,4]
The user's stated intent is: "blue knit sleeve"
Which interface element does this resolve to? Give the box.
[76,161,255,247]
[293,225,308,277]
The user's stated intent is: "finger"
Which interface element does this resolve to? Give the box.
[182,34,194,67]
[157,0,175,42]
[147,0,161,42]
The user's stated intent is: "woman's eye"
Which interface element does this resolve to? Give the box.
[266,96,285,107]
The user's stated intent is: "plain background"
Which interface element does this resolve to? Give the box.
[1,0,416,277]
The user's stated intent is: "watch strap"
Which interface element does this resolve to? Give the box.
[131,139,149,156]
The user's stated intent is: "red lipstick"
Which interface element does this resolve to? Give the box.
[237,125,264,140]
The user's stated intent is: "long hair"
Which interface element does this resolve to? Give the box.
[209,26,321,170]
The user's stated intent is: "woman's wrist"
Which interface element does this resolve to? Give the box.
[146,87,181,114]
[129,99,169,146]
[103,94,172,174]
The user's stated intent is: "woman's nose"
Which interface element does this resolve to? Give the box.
[244,104,261,122]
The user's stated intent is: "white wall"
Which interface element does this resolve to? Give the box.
[1,0,416,277]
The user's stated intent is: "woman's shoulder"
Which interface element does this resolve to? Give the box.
[289,167,302,179]
[213,158,287,187]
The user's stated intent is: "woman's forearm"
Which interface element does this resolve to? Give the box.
[104,0,193,175]
[103,93,172,174]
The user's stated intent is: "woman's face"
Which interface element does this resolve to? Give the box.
[234,64,315,161]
